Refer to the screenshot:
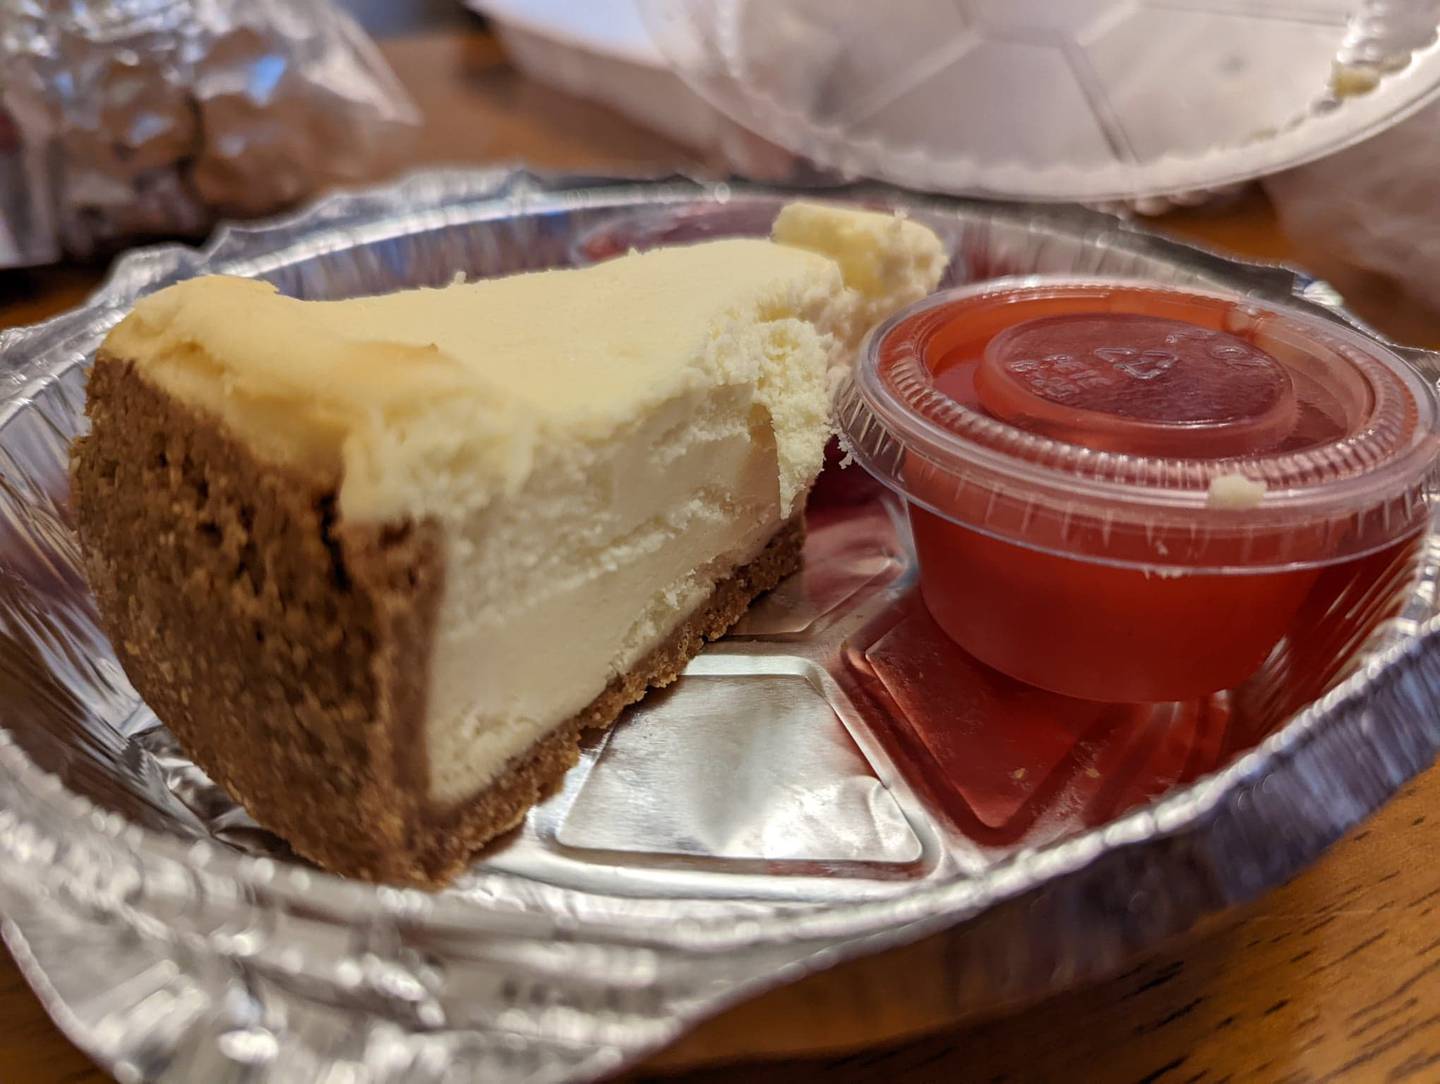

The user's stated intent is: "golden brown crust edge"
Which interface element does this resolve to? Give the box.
[72,351,803,888]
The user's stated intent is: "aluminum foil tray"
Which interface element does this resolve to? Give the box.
[2,168,1439,1084]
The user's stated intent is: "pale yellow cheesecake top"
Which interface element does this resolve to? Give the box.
[102,203,945,522]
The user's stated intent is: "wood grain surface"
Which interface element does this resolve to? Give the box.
[4,21,1440,1084]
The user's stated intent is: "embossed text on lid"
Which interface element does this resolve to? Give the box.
[975,313,1299,457]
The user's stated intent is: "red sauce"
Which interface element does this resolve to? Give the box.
[841,527,1422,839]
[853,281,1434,703]
[908,506,1326,702]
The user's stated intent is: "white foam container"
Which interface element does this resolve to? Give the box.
[463,0,727,152]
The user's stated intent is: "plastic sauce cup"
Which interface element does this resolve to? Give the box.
[838,279,1439,703]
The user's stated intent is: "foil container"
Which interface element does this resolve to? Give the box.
[2,169,1440,1083]
[0,0,418,263]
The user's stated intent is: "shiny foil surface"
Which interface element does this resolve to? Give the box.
[0,0,417,262]
[1,170,1439,1083]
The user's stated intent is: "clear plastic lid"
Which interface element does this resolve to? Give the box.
[839,278,1440,570]
[641,1,1440,201]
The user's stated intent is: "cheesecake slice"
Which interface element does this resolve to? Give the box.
[73,202,945,886]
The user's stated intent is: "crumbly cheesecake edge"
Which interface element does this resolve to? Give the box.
[72,352,803,887]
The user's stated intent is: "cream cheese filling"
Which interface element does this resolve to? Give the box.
[424,381,784,805]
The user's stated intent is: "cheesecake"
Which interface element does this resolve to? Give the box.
[72,201,945,886]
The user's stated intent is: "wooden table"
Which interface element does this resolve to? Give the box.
[6,23,1440,1084]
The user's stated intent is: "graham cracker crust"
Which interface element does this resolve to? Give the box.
[72,351,803,887]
